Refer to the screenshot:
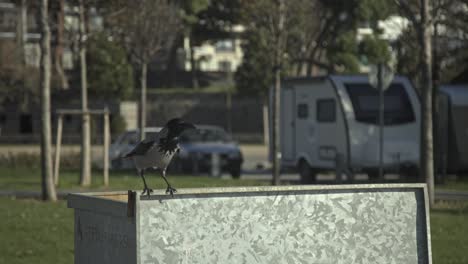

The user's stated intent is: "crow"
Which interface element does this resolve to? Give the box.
[123,118,196,197]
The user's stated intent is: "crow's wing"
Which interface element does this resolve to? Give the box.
[124,139,156,157]
[157,137,179,155]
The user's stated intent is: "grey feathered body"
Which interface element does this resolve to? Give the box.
[132,144,177,171]
[124,127,179,171]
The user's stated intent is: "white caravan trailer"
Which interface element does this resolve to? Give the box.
[436,84,468,176]
[277,75,421,183]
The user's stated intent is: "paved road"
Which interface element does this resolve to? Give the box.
[239,144,270,170]
[0,144,269,169]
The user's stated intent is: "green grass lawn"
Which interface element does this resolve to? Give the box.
[2,166,468,193]
[438,176,468,192]
[431,207,468,264]
[0,198,73,264]
[0,167,266,192]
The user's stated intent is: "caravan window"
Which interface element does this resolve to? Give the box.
[297,104,308,119]
[345,83,415,125]
[317,99,336,122]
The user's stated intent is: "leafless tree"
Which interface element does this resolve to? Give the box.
[287,0,335,76]
[78,0,91,186]
[394,0,434,206]
[15,0,28,65]
[108,0,181,141]
[39,0,57,201]
[241,0,290,185]
[52,0,70,90]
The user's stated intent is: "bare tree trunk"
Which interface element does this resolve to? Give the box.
[271,66,281,185]
[79,0,91,186]
[189,35,199,89]
[39,0,57,201]
[432,20,441,184]
[139,62,147,141]
[420,0,435,207]
[17,0,28,65]
[272,0,285,186]
[306,60,313,76]
[164,34,181,88]
[295,55,306,76]
[225,69,234,134]
[55,0,69,90]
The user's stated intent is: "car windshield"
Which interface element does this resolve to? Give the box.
[179,128,231,143]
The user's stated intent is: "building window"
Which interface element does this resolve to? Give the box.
[317,99,336,122]
[297,104,308,119]
[20,114,33,134]
[215,40,234,52]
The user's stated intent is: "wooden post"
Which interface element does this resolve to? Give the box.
[54,114,63,185]
[103,109,110,186]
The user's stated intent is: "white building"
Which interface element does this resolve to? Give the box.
[357,16,410,42]
[182,25,244,73]
[357,15,410,73]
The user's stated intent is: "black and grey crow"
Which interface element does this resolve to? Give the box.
[123,118,196,197]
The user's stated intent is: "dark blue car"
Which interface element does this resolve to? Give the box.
[174,125,243,178]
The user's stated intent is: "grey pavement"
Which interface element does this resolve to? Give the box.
[0,144,270,169]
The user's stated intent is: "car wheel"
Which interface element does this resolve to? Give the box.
[229,163,241,179]
[298,159,316,184]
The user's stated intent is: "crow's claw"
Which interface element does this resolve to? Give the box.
[165,186,177,197]
[142,187,153,197]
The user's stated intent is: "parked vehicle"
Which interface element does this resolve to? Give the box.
[436,84,468,176]
[175,125,243,178]
[273,75,421,183]
[110,126,243,178]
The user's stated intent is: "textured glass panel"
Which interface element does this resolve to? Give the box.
[138,187,429,264]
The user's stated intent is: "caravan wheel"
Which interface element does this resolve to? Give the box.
[298,160,317,184]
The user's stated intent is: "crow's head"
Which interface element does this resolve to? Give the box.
[165,118,196,139]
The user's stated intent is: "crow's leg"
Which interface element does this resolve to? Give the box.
[140,169,153,197]
[161,169,176,197]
